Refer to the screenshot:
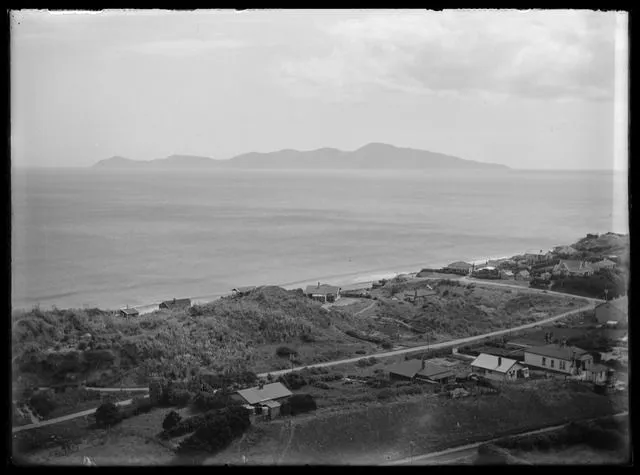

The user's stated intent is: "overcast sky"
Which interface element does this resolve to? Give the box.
[11,9,628,170]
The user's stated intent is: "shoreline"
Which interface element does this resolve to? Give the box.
[12,248,540,315]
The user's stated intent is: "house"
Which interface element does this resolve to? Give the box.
[523,250,547,265]
[442,261,473,275]
[590,258,617,272]
[305,283,341,303]
[403,288,437,304]
[119,307,139,318]
[585,364,612,384]
[500,270,514,280]
[234,381,292,420]
[387,359,455,384]
[232,286,257,296]
[552,260,594,277]
[515,270,530,281]
[470,353,528,381]
[159,298,191,311]
[594,296,627,324]
[473,266,500,279]
[523,343,593,375]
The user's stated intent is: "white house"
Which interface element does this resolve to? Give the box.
[523,343,593,375]
[305,283,341,303]
[470,353,528,382]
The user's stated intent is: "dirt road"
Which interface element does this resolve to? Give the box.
[257,301,597,378]
[12,395,150,434]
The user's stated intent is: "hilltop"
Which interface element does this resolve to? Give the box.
[92,143,509,170]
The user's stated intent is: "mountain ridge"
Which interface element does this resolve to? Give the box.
[93,143,510,170]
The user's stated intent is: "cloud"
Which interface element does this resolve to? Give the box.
[127,37,246,56]
[276,10,619,102]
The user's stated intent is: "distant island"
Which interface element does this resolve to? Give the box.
[93,143,509,170]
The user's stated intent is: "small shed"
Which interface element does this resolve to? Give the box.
[159,298,191,310]
[119,307,139,318]
[235,382,292,420]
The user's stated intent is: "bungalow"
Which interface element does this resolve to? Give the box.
[515,270,530,281]
[523,343,593,376]
[232,286,257,296]
[523,250,547,265]
[591,258,617,272]
[234,381,292,421]
[552,260,594,277]
[305,283,341,303]
[473,266,500,279]
[442,261,473,275]
[594,296,628,325]
[470,354,528,381]
[387,359,455,384]
[119,307,139,318]
[403,288,437,304]
[159,298,191,311]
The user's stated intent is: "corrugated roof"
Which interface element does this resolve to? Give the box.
[305,284,340,295]
[236,382,292,405]
[387,359,423,378]
[470,353,518,373]
[417,362,453,379]
[525,344,589,361]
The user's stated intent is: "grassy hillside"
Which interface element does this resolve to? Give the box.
[12,287,379,389]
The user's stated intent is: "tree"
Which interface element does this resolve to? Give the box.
[94,402,121,428]
[163,410,182,431]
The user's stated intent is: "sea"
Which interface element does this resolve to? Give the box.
[11,168,628,312]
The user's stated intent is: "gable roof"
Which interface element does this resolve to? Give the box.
[556,260,593,273]
[417,362,454,379]
[233,286,256,293]
[160,298,191,309]
[446,261,473,269]
[120,307,139,315]
[305,284,340,295]
[387,359,451,380]
[525,344,590,361]
[236,382,292,405]
[470,353,518,373]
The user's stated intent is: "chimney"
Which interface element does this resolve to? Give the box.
[258,380,264,390]
[498,357,502,367]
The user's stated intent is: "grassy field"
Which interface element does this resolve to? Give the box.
[200,378,628,465]
[512,445,630,465]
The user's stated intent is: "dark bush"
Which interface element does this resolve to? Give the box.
[355,350,366,355]
[377,389,394,400]
[278,373,307,390]
[94,402,121,428]
[193,391,241,412]
[132,397,154,415]
[168,389,193,407]
[320,373,342,382]
[276,346,297,357]
[312,381,330,390]
[177,406,251,454]
[282,394,317,416]
[29,391,57,419]
[163,410,182,431]
[380,341,393,350]
[300,333,316,343]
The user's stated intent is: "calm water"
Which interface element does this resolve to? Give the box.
[11,168,627,310]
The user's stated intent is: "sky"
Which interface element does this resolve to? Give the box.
[10,9,628,170]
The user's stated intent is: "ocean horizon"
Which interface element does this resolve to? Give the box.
[11,168,628,311]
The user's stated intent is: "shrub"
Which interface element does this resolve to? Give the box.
[312,381,330,390]
[278,373,307,390]
[300,333,316,343]
[276,346,297,357]
[28,391,57,419]
[380,341,393,350]
[355,350,366,355]
[163,410,182,431]
[282,394,317,416]
[193,391,240,412]
[94,402,121,428]
[377,389,394,400]
[320,372,342,382]
[132,397,154,415]
[177,406,251,454]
